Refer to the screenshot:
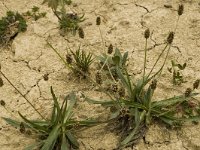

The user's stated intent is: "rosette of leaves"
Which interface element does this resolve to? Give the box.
[87,56,200,148]
[167,60,187,85]
[87,33,200,149]
[0,11,27,45]
[2,87,97,150]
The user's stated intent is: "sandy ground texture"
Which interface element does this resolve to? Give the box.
[0,0,200,149]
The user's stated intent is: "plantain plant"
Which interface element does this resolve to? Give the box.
[87,34,200,148]
[0,68,98,150]
[86,4,200,148]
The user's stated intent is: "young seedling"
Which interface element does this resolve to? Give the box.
[167,60,187,85]
[25,6,46,21]
[0,11,27,46]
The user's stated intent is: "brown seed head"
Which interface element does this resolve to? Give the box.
[0,77,3,87]
[167,32,174,44]
[185,88,192,97]
[118,87,125,97]
[108,44,113,54]
[193,79,200,89]
[78,27,84,39]
[95,72,102,84]
[144,28,150,39]
[43,74,49,81]
[0,100,5,106]
[150,79,157,90]
[178,4,184,16]
[66,54,73,64]
[96,16,101,25]
[20,122,25,133]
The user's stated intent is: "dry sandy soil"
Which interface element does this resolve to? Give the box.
[0,0,200,149]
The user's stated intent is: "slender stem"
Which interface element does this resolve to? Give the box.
[99,56,108,72]
[143,39,148,83]
[146,44,168,79]
[98,26,106,53]
[106,63,116,82]
[149,44,171,81]
[174,16,180,33]
[0,71,45,120]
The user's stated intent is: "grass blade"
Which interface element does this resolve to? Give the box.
[121,110,146,146]
[61,133,70,150]
[152,93,199,108]
[2,117,21,128]
[24,142,44,150]
[66,131,79,148]
[19,112,47,132]
[41,124,61,150]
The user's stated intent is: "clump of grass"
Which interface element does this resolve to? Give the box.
[0,69,98,149]
[86,4,200,148]
[167,60,187,85]
[43,0,85,36]
[0,11,27,46]
[69,48,93,77]
[47,41,93,78]
[25,6,46,21]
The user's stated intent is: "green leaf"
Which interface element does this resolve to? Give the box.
[85,97,115,106]
[152,93,199,108]
[181,116,200,122]
[66,131,79,148]
[144,86,154,107]
[61,133,70,150]
[109,110,120,120]
[64,92,77,122]
[112,56,120,66]
[41,124,61,150]
[159,116,175,126]
[24,142,44,150]
[78,119,99,126]
[51,86,61,123]
[114,48,123,60]
[122,52,128,66]
[2,117,21,128]
[121,110,146,146]
[116,67,133,98]
[19,112,47,132]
